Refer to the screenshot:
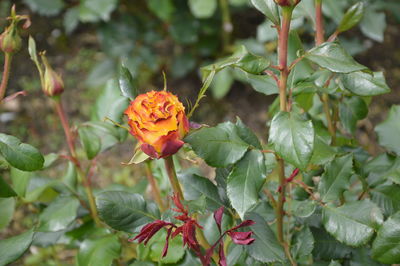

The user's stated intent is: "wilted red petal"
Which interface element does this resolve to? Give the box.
[162,227,174,257]
[229,220,255,231]
[228,231,255,245]
[214,207,224,233]
[141,143,159,159]
[160,139,184,158]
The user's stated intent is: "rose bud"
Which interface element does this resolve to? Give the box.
[41,54,64,97]
[274,0,301,6]
[124,90,189,159]
[0,26,22,54]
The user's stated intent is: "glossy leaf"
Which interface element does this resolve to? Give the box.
[10,168,32,197]
[185,122,249,167]
[269,111,314,170]
[77,235,121,266]
[211,68,234,99]
[96,191,159,233]
[341,71,390,96]
[291,227,314,260]
[375,105,400,155]
[0,229,35,265]
[119,64,138,100]
[305,42,367,73]
[235,70,278,96]
[38,196,80,232]
[245,213,286,263]
[0,175,17,198]
[227,150,266,219]
[372,211,400,263]
[311,227,353,260]
[188,0,217,19]
[235,117,262,149]
[339,96,368,135]
[319,154,353,202]
[322,200,383,246]
[250,0,280,25]
[78,126,101,160]
[78,0,118,22]
[371,185,400,217]
[0,133,44,172]
[337,2,365,33]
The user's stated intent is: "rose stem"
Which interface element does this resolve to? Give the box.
[219,0,233,54]
[276,7,297,266]
[315,0,336,145]
[145,160,166,211]
[0,53,12,102]
[164,156,184,201]
[53,97,100,226]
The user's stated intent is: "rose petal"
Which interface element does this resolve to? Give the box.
[160,139,184,158]
[141,143,159,159]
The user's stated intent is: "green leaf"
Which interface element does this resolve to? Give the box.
[291,227,314,260]
[10,168,32,197]
[23,0,64,16]
[77,235,121,266]
[185,122,249,167]
[38,196,80,232]
[63,7,80,33]
[188,0,217,19]
[305,42,367,73]
[227,150,266,219]
[250,0,280,25]
[0,198,15,230]
[245,213,286,263]
[350,247,383,266]
[318,154,353,202]
[179,172,225,211]
[372,211,400,263]
[0,175,17,198]
[269,111,314,170]
[311,227,353,260]
[337,2,365,33]
[147,0,175,21]
[78,0,118,22]
[63,162,77,190]
[375,105,400,155]
[96,191,159,233]
[235,117,262,149]
[0,133,44,172]
[360,8,386,42]
[234,70,278,96]
[149,231,185,263]
[123,149,150,165]
[341,71,390,96]
[119,64,138,100]
[0,229,34,265]
[210,68,234,99]
[78,126,101,160]
[290,200,317,218]
[339,96,368,135]
[371,185,400,217]
[92,79,129,123]
[310,135,337,165]
[322,200,383,246]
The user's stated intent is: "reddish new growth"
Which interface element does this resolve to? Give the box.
[129,194,255,266]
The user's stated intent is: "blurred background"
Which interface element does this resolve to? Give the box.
[0,0,400,264]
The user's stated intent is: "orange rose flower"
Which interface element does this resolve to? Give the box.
[124,90,189,159]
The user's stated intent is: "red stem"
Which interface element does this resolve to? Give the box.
[315,0,325,45]
[0,53,12,102]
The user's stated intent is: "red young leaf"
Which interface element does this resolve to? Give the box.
[218,240,227,266]
[228,231,255,245]
[214,206,224,233]
[229,220,255,231]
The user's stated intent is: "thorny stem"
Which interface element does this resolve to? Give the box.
[315,0,336,145]
[219,0,233,54]
[276,7,297,266]
[0,53,12,102]
[145,161,166,212]
[53,98,101,226]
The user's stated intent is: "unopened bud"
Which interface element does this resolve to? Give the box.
[42,54,64,97]
[0,26,22,54]
[274,0,301,6]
